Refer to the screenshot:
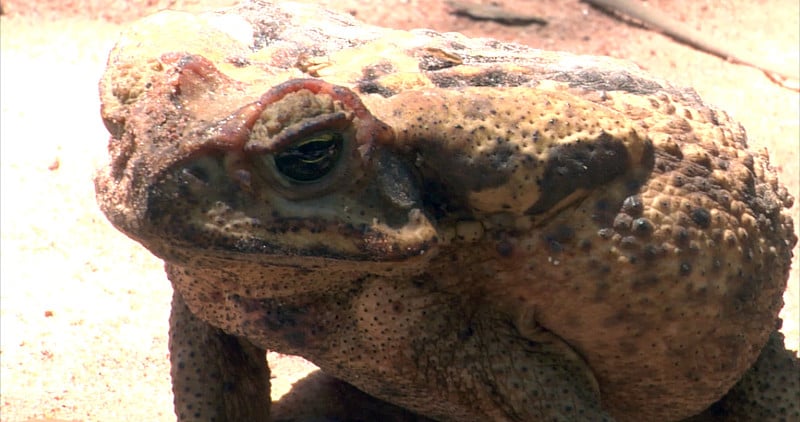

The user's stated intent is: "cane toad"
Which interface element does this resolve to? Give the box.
[95,1,798,421]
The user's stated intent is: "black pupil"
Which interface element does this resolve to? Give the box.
[274,132,343,182]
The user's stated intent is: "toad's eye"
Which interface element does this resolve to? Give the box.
[273,132,344,183]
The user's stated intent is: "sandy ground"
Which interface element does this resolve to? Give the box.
[0,1,797,421]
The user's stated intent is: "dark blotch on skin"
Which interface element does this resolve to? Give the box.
[457,324,475,340]
[227,55,251,67]
[548,239,563,253]
[419,141,524,215]
[260,303,305,331]
[496,239,514,257]
[417,51,461,71]
[544,226,570,252]
[547,225,575,243]
[243,3,292,51]
[230,294,262,313]
[357,81,397,98]
[553,69,663,96]
[250,300,322,349]
[363,61,396,78]
[527,133,639,215]
[428,67,532,88]
[283,330,307,348]
[691,207,712,228]
[594,280,611,302]
[356,62,399,97]
[632,276,659,292]
[421,178,461,221]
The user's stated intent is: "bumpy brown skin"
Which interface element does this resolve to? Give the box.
[94,1,798,421]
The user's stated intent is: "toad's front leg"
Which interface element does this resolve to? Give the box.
[169,289,270,422]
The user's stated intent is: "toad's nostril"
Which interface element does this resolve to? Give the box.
[183,164,211,186]
[232,169,253,193]
[181,156,225,190]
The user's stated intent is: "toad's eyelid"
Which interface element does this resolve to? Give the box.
[244,111,351,154]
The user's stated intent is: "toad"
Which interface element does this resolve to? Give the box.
[95,1,798,421]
